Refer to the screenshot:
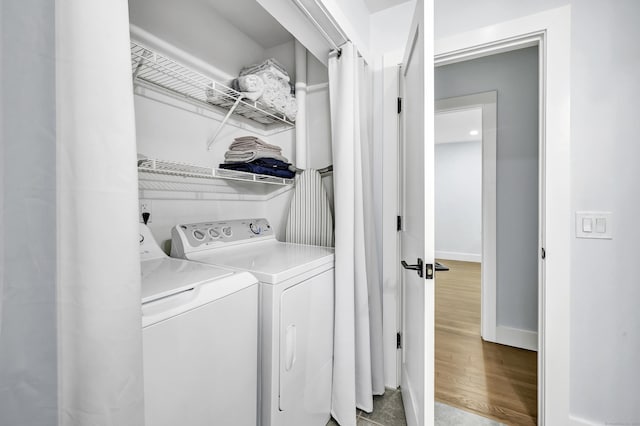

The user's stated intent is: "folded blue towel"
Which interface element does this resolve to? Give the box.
[219,158,295,179]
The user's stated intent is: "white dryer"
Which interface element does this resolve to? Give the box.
[139,224,259,426]
[171,218,335,426]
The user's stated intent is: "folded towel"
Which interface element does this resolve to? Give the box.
[229,137,282,152]
[240,58,290,82]
[255,71,290,94]
[240,90,263,102]
[219,158,295,179]
[237,74,264,93]
[224,150,289,164]
[284,96,298,121]
[261,86,288,112]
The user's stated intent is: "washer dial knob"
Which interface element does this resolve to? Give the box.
[208,228,221,239]
[249,222,262,235]
[221,226,233,237]
[192,229,206,241]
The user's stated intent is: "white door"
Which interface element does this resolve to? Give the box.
[399,1,434,426]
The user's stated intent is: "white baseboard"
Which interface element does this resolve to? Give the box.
[435,250,481,262]
[570,415,603,426]
[495,325,538,351]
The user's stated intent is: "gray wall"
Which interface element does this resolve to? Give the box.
[435,47,539,333]
[435,141,482,259]
[435,1,640,423]
[0,0,58,424]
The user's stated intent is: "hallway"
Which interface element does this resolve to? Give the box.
[435,260,537,425]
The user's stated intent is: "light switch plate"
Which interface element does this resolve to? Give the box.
[576,211,612,239]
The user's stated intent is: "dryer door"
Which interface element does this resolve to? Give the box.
[279,269,334,420]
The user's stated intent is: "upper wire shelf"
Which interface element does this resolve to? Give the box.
[138,158,294,186]
[130,41,295,137]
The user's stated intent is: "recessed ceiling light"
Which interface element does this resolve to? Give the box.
[469,130,479,136]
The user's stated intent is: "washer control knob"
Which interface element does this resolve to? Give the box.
[192,229,206,241]
[222,226,233,237]
[249,222,262,235]
[208,228,221,239]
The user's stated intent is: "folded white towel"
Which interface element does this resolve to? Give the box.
[261,86,288,112]
[240,58,290,82]
[284,96,298,121]
[237,74,264,93]
[256,71,290,94]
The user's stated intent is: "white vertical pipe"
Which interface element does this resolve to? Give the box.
[295,40,308,169]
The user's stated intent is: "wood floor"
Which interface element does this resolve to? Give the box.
[435,260,537,425]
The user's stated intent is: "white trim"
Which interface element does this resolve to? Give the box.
[435,91,497,344]
[434,6,572,426]
[434,251,480,263]
[307,82,329,93]
[495,326,538,352]
[381,52,404,389]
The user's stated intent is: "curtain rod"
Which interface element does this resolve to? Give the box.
[291,0,345,55]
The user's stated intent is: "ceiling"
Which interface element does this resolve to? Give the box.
[435,107,482,145]
[206,0,293,49]
[203,0,414,48]
[364,0,413,13]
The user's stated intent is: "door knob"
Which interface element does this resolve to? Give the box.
[401,258,423,278]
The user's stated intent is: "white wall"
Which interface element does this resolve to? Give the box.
[435,46,539,334]
[370,1,416,55]
[264,40,296,81]
[436,1,640,424]
[435,141,482,261]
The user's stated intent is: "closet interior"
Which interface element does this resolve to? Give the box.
[130,0,333,245]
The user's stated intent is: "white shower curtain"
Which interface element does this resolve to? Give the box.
[328,42,385,426]
[1,1,144,425]
[56,1,144,424]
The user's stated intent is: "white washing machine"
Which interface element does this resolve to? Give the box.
[171,218,335,426]
[139,224,259,426]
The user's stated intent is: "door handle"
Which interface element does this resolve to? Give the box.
[401,258,423,278]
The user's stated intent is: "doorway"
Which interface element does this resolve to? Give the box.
[434,85,537,424]
[435,46,540,424]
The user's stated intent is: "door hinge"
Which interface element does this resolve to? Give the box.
[397,97,402,114]
[425,263,434,280]
[397,215,402,231]
[397,332,402,349]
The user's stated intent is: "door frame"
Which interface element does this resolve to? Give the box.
[382,5,571,425]
[434,92,499,345]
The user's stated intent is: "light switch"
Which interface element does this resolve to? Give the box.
[576,211,613,239]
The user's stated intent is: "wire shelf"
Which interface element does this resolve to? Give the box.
[138,158,294,187]
[130,41,295,129]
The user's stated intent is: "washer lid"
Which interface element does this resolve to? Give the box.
[141,257,235,303]
[188,240,334,284]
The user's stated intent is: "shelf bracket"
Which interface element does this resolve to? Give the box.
[207,97,243,150]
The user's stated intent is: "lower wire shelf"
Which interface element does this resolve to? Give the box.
[138,158,295,190]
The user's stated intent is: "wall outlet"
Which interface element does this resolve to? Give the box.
[139,200,152,224]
